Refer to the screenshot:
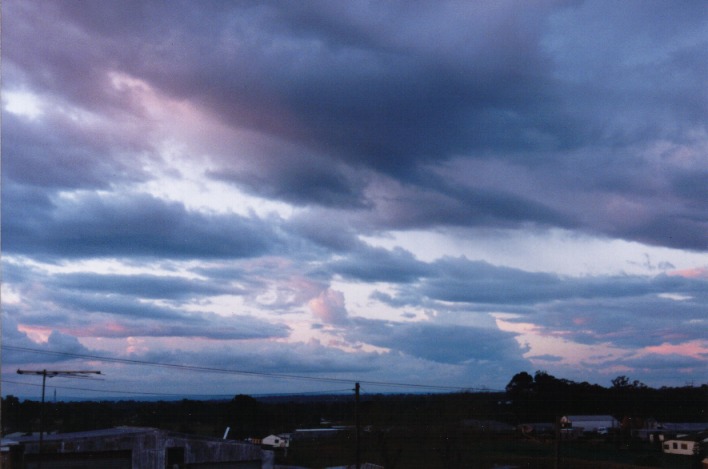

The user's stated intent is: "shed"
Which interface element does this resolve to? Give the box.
[563,415,618,433]
[11,426,269,469]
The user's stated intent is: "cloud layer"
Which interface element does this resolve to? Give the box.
[2,0,707,397]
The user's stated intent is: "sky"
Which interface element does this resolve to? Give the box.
[2,0,707,400]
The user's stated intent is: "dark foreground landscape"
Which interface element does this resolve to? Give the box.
[2,372,707,468]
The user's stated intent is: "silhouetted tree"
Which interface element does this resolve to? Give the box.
[229,394,263,439]
[506,371,535,421]
[1,395,21,433]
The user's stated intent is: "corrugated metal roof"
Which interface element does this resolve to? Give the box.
[565,415,616,421]
[12,426,156,442]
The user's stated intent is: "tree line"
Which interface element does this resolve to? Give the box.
[504,371,706,424]
[2,371,705,439]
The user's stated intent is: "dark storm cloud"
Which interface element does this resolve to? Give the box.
[672,170,708,204]
[208,158,370,209]
[365,180,576,232]
[620,217,708,252]
[2,191,282,260]
[5,0,708,249]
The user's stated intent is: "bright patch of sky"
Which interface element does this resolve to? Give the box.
[3,90,44,119]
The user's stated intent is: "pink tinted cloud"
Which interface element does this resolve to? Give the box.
[308,289,349,325]
[667,267,708,279]
[643,341,708,359]
[65,322,130,338]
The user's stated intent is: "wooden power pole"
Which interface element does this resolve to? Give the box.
[355,382,361,469]
[17,369,101,468]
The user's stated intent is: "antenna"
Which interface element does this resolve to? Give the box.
[17,369,101,469]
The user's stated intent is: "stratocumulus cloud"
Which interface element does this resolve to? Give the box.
[2,0,706,397]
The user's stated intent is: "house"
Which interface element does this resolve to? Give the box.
[8,426,270,469]
[262,434,290,448]
[663,437,701,456]
[662,432,708,457]
[563,415,618,433]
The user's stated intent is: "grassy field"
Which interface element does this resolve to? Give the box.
[276,430,692,469]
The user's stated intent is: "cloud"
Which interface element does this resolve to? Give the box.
[286,210,362,252]
[2,113,152,191]
[5,0,708,250]
[382,256,708,307]
[208,155,370,209]
[309,289,349,325]
[52,272,232,300]
[331,245,429,283]
[1,314,92,365]
[527,354,563,363]
[2,0,707,394]
[66,314,291,341]
[2,191,283,260]
[584,353,708,387]
[350,318,529,366]
[534,295,708,348]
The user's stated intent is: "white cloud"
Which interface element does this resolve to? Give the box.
[3,90,44,119]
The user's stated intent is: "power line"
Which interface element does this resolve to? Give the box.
[3,379,356,399]
[2,379,186,397]
[2,345,501,392]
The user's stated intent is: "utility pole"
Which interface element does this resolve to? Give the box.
[17,369,101,469]
[354,382,361,469]
[554,415,561,469]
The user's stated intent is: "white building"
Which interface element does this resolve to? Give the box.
[662,433,708,457]
[262,434,290,448]
[563,415,618,433]
[663,438,699,456]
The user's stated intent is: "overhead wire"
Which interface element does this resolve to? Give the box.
[1,379,186,397]
[3,378,358,399]
[2,344,501,393]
